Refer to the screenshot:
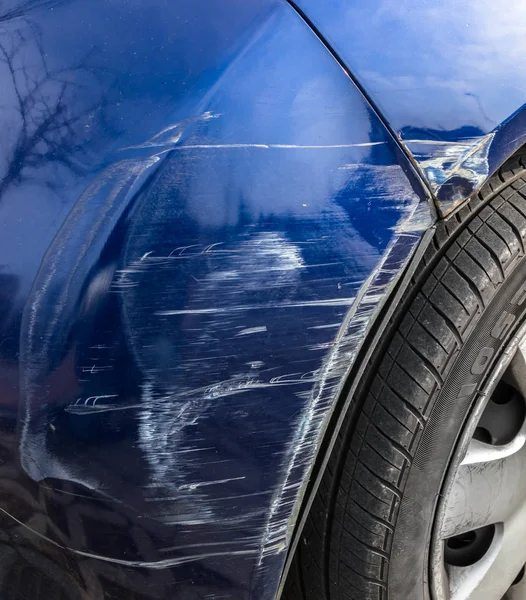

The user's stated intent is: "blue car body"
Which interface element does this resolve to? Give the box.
[0,1,523,598]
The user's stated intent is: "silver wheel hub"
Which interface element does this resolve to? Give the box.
[433,338,526,600]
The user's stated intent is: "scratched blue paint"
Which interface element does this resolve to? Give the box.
[292,0,526,215]
[0,1,435,599]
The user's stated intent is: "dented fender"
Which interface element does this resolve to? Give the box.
[0,1,437,599]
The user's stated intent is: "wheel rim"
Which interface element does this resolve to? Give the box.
[431,330,526,600]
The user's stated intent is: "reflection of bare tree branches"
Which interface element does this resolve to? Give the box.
[0,16,111,197]
[0,0,69,24]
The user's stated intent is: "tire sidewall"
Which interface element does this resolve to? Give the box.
[389,256,526,599]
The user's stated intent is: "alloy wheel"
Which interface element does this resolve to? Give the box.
[432,334,526,599]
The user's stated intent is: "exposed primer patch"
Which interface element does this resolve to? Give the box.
[404,132,495,216]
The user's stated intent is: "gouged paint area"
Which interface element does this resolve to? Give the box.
[15,140,433,591]
[405,133,495,216]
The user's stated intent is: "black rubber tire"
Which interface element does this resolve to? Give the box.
[283,149,526,600]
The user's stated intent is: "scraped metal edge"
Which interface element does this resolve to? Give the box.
[275,224,437,598]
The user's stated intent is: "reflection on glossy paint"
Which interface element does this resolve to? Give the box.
[292,0,526,215]
[0,1,433,599]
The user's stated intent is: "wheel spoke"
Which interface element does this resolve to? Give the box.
[449,505,526,600]
[440,438,526,539]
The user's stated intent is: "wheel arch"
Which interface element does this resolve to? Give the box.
[277,144,526,599]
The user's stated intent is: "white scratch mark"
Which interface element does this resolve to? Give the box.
[247,361,265,369]
[78,394,118,406]
[168,244,201,257]
[168,142,386,150]
[156,298,355,316]
[307,323,340,330]
[80,364,113,374]
[0,506,259,569]
[204,242,224,253]
[178,476,246,491]
[235,326,267,336]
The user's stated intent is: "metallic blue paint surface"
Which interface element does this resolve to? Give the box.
[293,0,526,214]
[0,0,469,599]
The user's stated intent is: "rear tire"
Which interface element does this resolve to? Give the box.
[284,150,526,600]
